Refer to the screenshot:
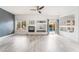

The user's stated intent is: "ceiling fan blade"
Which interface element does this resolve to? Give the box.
[39,6,44,10]
[38,11,41,14]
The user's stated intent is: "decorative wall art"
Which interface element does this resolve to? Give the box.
[67,27,74,32]
[59,15,75,33]
[16,20,26,31]
[16,19,48,34]
[66,20,75,26]
[27,20,48,34]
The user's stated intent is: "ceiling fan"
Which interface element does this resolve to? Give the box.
[30,6,44,14]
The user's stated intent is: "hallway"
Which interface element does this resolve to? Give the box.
[0,32,79,52]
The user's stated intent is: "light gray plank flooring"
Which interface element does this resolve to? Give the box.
[0,33,79,52]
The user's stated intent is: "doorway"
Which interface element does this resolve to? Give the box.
[15,20,27,34]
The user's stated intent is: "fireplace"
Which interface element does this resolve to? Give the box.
[28,26,35,32]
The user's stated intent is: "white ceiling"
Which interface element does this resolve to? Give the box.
[0,6,79,16]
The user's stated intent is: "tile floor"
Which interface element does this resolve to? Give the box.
[0,32,79,52]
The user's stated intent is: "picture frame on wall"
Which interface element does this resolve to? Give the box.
[67,27,74,32]
[66,20,75,26]
[60,15,75,33]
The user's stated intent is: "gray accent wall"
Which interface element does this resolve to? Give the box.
[0,8,15,37]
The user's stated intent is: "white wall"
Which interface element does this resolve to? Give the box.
[15,7,79,42]
[15,14,58,34]
[59,8,79,42]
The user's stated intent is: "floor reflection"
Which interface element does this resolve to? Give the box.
[0,33,79,52]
